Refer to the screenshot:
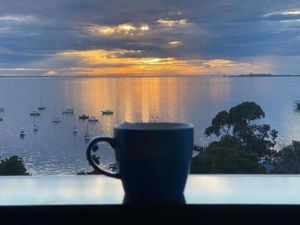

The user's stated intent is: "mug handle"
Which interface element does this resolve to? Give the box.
[86,136,121,179]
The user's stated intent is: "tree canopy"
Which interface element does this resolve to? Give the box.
[191,136,265,174]
[192,101,278,174]
[0,156,29,175]
[204,101,277,158]
[272,141,300,174]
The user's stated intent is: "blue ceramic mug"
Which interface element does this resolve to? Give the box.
[86,122,194,202]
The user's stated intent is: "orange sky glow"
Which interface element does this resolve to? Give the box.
[50,49,271,76]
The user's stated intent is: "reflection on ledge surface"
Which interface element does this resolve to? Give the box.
[1,175,300,205]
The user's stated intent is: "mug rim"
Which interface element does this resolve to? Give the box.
[114,122,194,131]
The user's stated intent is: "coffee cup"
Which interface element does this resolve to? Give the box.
[86,122,194,203]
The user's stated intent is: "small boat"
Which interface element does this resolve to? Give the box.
[38,98,46,110]
[33,125,39,132]
[84,133,90,142]
[72,117,78,134]
[73,126,78,134]
[84,123,90,142]
[20,129,26,137]
[30,111,40,116]
[79,114,89,120]
[0,108,4,112]
[52,108,61,123]
[293,100,300,111]
[88,116,98,122]
[63,108,74,114]
[101,110,113,115]
[52,117,61,123]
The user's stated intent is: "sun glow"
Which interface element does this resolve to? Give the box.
[282,10,300,15]
[50,49,271,76]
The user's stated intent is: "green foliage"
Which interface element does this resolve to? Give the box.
[0,156,29,175]
[272,141,300,174]
[204,110,230,137]
[204,101,278,158]
[229,101,265,124]
[191,136,265,174]
[192,101,278,174]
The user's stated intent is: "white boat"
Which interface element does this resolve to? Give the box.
[84,133,90,142]
[84,123,90,142]
[38,97,46,110]
[72,117,78,134]
[30,111,40,116]
[73,126,78,134]
[88,116,98,122]
[33,125,39,132]
[63,108,74,114]
[20,129,26,137]
[52,108,61,123]
[52,117,61,123]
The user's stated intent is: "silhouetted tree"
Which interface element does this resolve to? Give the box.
[204,101,277,158]
[0,156,29,175]
[272,141,300,173]
[191,135,265,173]
[192,102,278,174]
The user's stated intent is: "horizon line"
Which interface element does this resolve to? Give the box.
[0,74,299,78]
[0,74,223,78]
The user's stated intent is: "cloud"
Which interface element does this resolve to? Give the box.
[157,19,188,27]
[0,47,13,54]
[263,9,300,21]
[1,1,300,75]
[0,67,47,76]
[168,40,183,48]
[87,23,150,37]
[0,68,45,71]
[0,15,34,23]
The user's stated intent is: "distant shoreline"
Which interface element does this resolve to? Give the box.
[224,74,300,78]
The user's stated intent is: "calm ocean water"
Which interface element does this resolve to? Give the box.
[0,76,299,175]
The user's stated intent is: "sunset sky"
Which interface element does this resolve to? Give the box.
[1,0,300,76]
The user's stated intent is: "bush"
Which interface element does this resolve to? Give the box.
[191,101,277,174]
[272,141,300,174]
[191,136,265,174]
[0,156,29,175]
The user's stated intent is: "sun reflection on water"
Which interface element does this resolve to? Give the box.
[66,77,188,134]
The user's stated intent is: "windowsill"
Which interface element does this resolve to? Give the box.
[0,174,300,206]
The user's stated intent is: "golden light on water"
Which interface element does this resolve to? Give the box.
[208,76,231,100]
[68,77,188,134]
